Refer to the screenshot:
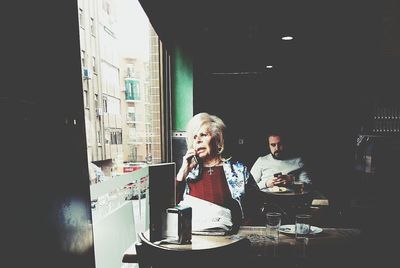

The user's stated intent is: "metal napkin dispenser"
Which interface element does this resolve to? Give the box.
[162,205,192,244]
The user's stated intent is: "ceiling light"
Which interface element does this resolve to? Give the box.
[281,36,294,41]
[266,65,273,69]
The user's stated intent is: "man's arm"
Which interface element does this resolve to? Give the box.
[296,158,312,185]
[298,170,311,185]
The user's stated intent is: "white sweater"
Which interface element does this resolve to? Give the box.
[250,154,311,189]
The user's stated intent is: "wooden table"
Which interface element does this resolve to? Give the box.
[260,188,331,225]
[123,225,361,266]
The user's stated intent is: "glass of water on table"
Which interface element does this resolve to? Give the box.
[266,212,282,242]
[266,212,281,257]
[295,214,312,258]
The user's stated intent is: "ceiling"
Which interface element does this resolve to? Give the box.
[139,0,399,73]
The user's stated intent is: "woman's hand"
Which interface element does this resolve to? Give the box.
[176,149,198,181]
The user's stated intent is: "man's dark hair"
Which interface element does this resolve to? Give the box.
[265,128,297,158]
[266,127,300,157]
[266,128,288,143]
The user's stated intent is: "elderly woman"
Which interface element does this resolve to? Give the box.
[176,113,259,228]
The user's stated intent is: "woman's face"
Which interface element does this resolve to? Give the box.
[192,125,217,159]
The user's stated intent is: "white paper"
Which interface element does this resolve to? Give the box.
[179,195,233,233]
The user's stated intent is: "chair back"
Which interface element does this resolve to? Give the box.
[135,232,251,268]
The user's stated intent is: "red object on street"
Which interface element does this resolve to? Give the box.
[123,166,141,173]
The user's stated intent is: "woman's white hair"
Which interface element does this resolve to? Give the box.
[186,112,226,154]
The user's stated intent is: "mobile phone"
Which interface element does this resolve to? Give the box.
[188,155,199,164]
[273,172,282,177]
[193,155,200,164]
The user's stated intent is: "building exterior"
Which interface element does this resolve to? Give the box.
[77,0,162,170]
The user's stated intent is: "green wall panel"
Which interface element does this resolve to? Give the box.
[172,46,193,131]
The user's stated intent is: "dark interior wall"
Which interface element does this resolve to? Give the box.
[140,0,399,215]
[188,1,400,209]
[194,65,360,202]
[194,61,399,208]
[3,2,95,267]
[192,9,398,207]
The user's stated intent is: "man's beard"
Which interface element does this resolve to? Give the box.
[272,152,284,160]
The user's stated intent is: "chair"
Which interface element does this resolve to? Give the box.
[135,232,251,268]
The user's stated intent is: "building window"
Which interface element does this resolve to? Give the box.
[94,93,98,109]
[102,97,108,114]
[84,90,89,108]
[92,56,96,73]
[90,17,95,35]
[109,129,122,145]
[79,8,84,28]
[96,129,102,145]
[81,50,85,67]
[125,79,140,100]
[128,107,136,122]
[102,0,111,16]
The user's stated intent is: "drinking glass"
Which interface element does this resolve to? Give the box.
[295,214,312,239]
[295,214,311,258]
[266,212,281,242]
[293,181,304,194]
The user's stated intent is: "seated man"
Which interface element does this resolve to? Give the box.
[251,131,312,223]
[251,131,312,190]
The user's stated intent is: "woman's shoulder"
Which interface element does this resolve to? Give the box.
[223,159,248,171]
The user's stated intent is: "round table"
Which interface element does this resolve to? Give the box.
[262,187,310,196]
[261,188,314,224]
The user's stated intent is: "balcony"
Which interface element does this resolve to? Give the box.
[125,78,140,101]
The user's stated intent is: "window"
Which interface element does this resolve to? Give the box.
[127,106,136,122]
[81,50,85,67]
[92,56,96,73]
[78,0,165,167]
[96,129,102,145]
[90,17,95,35]
[102,97,107,114]
[104,96,120,115]
[125,79,140,100]
[78,8,84,28]
[84,89,89,108]
[109,128,122,145]
[77,2,169,267]
[102,0,111,16]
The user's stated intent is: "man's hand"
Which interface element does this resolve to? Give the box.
[266,177,282,188]
[278,174,294,185]
[266,174,294,187]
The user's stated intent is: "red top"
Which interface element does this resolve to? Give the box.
[188,166,232,207]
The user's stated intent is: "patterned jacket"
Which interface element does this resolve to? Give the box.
[183,160,259,219]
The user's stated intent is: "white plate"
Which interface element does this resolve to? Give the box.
[279,224,323,235]
[264,187,291,193]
